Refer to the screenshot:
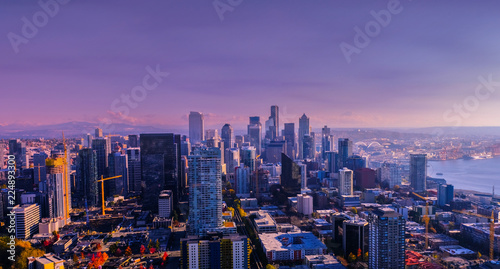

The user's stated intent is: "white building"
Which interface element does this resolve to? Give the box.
[298,194,314,216]
[339,168,353,196]
[14,204,40,239]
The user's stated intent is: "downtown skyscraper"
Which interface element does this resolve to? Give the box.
[368,208,405,269]
[140,133,180,213]
[338,138,353,170]
[298,114,309,159]
[247,116,262,155]
[188,147,223,236]
[76,148,99,207]
[265,105,279,141]
[283,123,295,159]
[410,153,427,192]
[189,111,204,145]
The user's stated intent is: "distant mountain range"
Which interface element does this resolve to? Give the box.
[0,121,498,139]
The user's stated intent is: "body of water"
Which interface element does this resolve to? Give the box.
[427,157,500,193]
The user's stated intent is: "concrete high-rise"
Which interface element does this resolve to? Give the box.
[13,204,41,239]
[33,152,48,184]
[298,114,310,159]
[339,167,353,196]
[240,146,256,171]
[410,153,427,192]
[158,190,173,218]
[283,123,295,159]
[338,138,353,170]
[247,116,262,155]
[140,133,180,212]
[226,148,240,175]
[188,147,223,236]
[368,208,405,269]
[189,111,204,144]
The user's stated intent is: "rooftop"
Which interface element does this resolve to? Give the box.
[260,232,327,252]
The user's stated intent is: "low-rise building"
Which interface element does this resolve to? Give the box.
[305,254,346,269]
[260,232,327,262]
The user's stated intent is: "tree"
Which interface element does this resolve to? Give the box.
[155,239,160,250]
[73,253,79,263]
[363,251,369,262]
[140,244,146,255]
[116,247,122,256]
[357,248,362,260]
[266,265,276,269]
[348,252,356,263]
[351,207,358,214]
[109,243,118,255]
[125,246,132,256]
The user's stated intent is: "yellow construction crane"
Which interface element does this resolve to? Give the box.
[423,201,430,250]
[491,210,495,260]
[62,132,70,225]
[98,175,122,215]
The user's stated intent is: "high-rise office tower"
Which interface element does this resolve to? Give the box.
[226,148,240,175]
[302,134,315,160]
[368,208,405,269]
[9,139,28,169]
[321,126,334,160]
[76,148,99,207]
[189,111,204,144]
[33,152,48,185]
[298,114,310,159]
[13,204,40,239]
[108,152,129,196]
[410,153,427,192]
[247,116,262,155]
[343,219,369,258]
[140,133,179,212]
[188,147,223,236]
[45,157,67,220]
[265,105,279,141]
[438,184,454,206]
[221,123,234,156]
[91,138,111,179]
[126,148,141,193]
[281,153,302,194]
[283,123,296,159]
[128,134,138,148]
[158,190,173,218]
[338,138,353,170]
[326,151,338,173]
[339,167,353,196]
[240,146,256,171]
[95,127,103,138]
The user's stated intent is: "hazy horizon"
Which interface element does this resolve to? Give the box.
[2,1,500,129]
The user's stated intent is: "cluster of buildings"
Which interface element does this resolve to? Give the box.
[1,105,500,269]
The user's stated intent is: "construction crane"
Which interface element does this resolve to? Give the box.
[62,132,70,225]
[423,201,430,250]
[98,175,122,215]
[491,210,495,260]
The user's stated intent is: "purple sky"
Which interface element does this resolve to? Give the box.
[1,0,500,130]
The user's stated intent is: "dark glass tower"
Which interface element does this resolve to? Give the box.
[76,148,98,207]
[140,133,180,213]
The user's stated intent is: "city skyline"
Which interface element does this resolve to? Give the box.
[2,1,500,128]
